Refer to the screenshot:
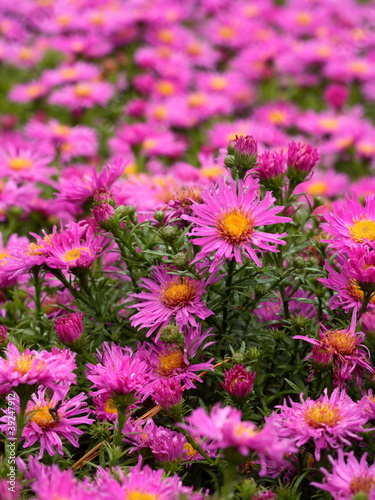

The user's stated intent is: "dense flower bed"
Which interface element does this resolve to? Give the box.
[1,0,375,499]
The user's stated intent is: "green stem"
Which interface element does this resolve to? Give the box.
[222,259,236,335]
[113,410,127,447]
[32,267,45,336]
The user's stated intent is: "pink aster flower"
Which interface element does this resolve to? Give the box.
[182,176,291,271]
[0,135,55,183]
[27,461,93,500]
[0,343,76,397]
[137,325,215,391]
[312,450,375,500]
[44,221,104,271]
[180,404,292,462]
[49,81,114,110]
[295,324,373,389]
[57,157,126,203]
[151,378,184,408]
[1,389,93,458]
[319,254,375,315]
[95,457,208,500]
[321,194,375,251]
[86,342,151,401]
[266,388,369,461]
[129,265,214,337]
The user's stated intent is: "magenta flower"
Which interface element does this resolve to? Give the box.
[1,389,93,458]
[321,194,375,251]
[0,343,76,397]
[129,265,214,337]
[86,342,151,401]
[232,135,257,156]
[286,141,319,178]
[295,325,373,389]
[182,177,291,271]
[311,450,375,499]
[137,325,215,391]
[26,461,92,500]
[222,364,256,398]
[266,388,369,461]
[319,256,375,315]
[54,312,84,344]
[44,222,104,271]
[49,81,114,110]
[255,150,287,181]
[152,378,184,408]
[180,404,294,466]
[94,457,207,500]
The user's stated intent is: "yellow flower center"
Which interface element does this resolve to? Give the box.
[200,166,224,179]
[175,186,203,207]
[160,278,198,308]
[153,106,167,120]
[304,402,341,428]
[105,398,118,414]
[348,61,369,74]
[61,67,78,79]
[187,42,202,56]
[307,181,328,196]
[19,47,33,61]
[295,12,312,25]
[324,330,356,356]
[217,208,254,245]
[188,93,207,108]
[53,124,71,136]
[57,14,72,26]
[233,423,258,439]
[28,404,56,429]
[74,84,92,98]
[318,117,339,131]
[127,492,159,500]
[157,81,175,96]
[210,76,227,90]
[0,250,10,263]
[8,157,32,171]
[350,475,375,495]
[157,348,185,377]
[350,220,375,242]
[63,247,89,262]
[358,143,375,155]
[269,110,287,125]
[15,354,33,375]
[157,29,174,43]
[27,242,45,256]
[183,442,197,458]
[219,26,235,39]
[142,138,157,151]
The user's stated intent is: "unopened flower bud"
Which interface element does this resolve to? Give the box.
[115,204,136,218]
[159,225,179,243]
[286,141,319,183]
[311,344,333,371]
[153,210,165,224]
[0,325,7,344]
[172,252,189,270]
[93,187,115,205]
[92,203,118,230]
[152,379,184,408]
[226,135,258,179]
[54,312,84,344]
[159,324,184,346]
[222,364,256,398]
